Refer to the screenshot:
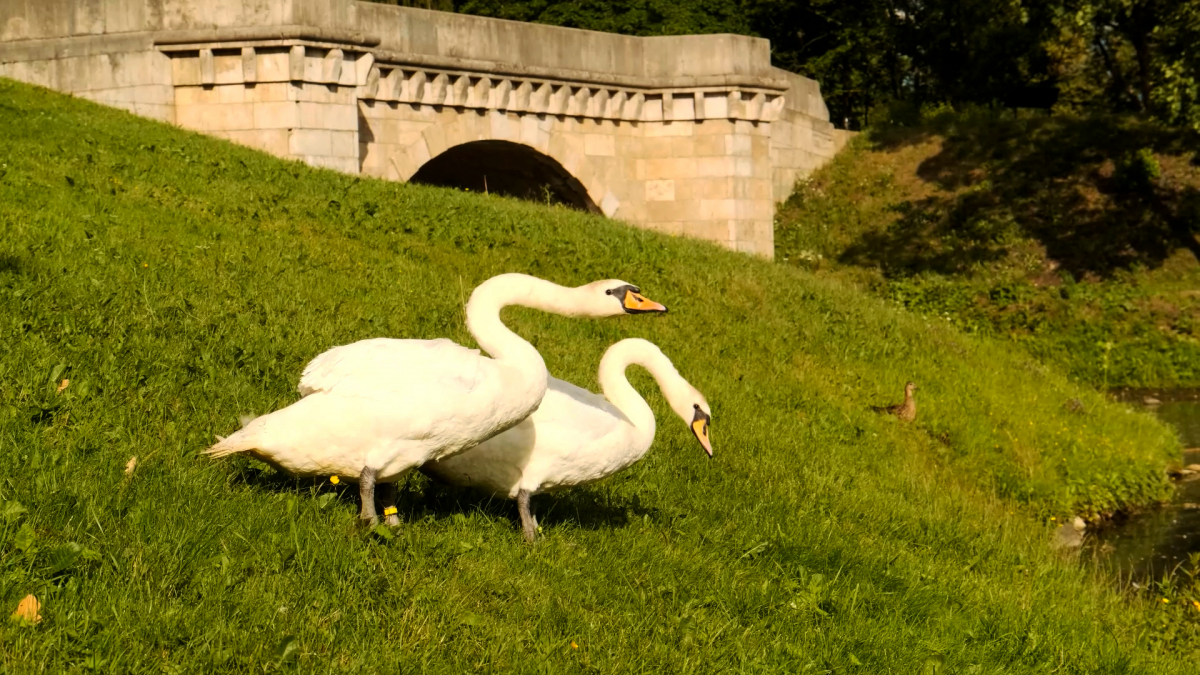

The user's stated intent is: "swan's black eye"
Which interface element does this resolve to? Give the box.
[605,289,613,295]
[694,404,700,410]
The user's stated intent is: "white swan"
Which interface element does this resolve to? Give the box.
[205,273,668,524]
[423,338,712,541]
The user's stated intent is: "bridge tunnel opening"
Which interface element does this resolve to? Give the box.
[408,140,600,214]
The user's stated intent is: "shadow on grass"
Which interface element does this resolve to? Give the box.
[0,254,21,274]
[411,474,664,533]
[228,459,661,534]
[844,112,1200,279]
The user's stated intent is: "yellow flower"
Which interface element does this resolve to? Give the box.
[330,475,340,485]
[1161,598,1170,604]
[570,642,578,649]
[1192,600,1200,611]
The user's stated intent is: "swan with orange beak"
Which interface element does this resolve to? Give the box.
[423,338,712,542]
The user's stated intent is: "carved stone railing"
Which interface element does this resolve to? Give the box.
[156,35,787,124]
[360,60,785,123]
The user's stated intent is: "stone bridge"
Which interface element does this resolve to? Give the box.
[0,0,849,257]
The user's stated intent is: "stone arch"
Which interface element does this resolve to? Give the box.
[388,110,621,217]
[409,140,599,212]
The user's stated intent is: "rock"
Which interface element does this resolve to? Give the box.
[1187,464,1200,472]
[1063,398,1086,414]
[1144,396,1162,406]
[1072,516,1086,531]
[1052,523,1084,550]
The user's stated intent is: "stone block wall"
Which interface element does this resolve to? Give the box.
[0,46,174,122]
[630,119,774,256]
[169,46,362,172]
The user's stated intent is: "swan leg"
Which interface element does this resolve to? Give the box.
[379,481,401,527]
[359,466,379,525]
[517,489,538,542]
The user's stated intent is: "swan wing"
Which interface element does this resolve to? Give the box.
[424,377,622,497]
[298,337,486,398]
[532,377,623,447]
[218,392,444,477]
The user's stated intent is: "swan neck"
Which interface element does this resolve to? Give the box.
[464,274,579,368]
[598,339,685,440]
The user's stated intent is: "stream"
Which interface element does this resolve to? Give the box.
[1089,389,1200,581]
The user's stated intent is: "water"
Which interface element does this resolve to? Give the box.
[1089,389,1200,581]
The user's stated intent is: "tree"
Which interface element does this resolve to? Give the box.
[1059,0,1200,127]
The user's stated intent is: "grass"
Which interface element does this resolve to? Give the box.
[0,78,1195,672]
[775,107,1200,388]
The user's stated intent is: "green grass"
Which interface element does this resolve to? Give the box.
[775,108,1200,388]
[0,79,1194,673]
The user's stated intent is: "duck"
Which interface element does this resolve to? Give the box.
[205,273,668,525]
[871,381,917,422]
[422,338,711,542]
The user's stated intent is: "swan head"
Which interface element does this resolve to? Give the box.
[668,388,711,459]
[690,403,713,458]
[585,280,668,316]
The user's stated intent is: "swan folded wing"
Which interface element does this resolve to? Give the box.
[299,338,486,397]
[509,378,635,492]
[423,419,536,496]
[246,392,444,476]
[535,377,625,447]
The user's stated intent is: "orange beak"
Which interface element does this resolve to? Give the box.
[691,410,713,458]
[623,289,668,314]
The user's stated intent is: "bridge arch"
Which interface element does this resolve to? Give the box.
[386,111,619,217]
[409,140,600,213]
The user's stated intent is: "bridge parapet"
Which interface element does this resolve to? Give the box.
[0,0,843,258]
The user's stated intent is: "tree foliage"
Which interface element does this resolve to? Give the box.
[369,0,1200,130]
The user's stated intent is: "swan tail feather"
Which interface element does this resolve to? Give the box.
[204,428,259,458]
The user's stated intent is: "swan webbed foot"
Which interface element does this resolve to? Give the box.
[379,481,401,527]
[359,466,379,526]
[518,489,538,543]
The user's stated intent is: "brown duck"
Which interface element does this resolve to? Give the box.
[872,381,917,422]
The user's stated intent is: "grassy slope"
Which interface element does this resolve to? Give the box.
[775,110,1200,388]
[0,79,1193,672]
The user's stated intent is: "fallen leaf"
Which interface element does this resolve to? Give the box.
[11,595,41,624]
[124,456,138,476]
[1,500,27,521]
[56,379,69,394]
